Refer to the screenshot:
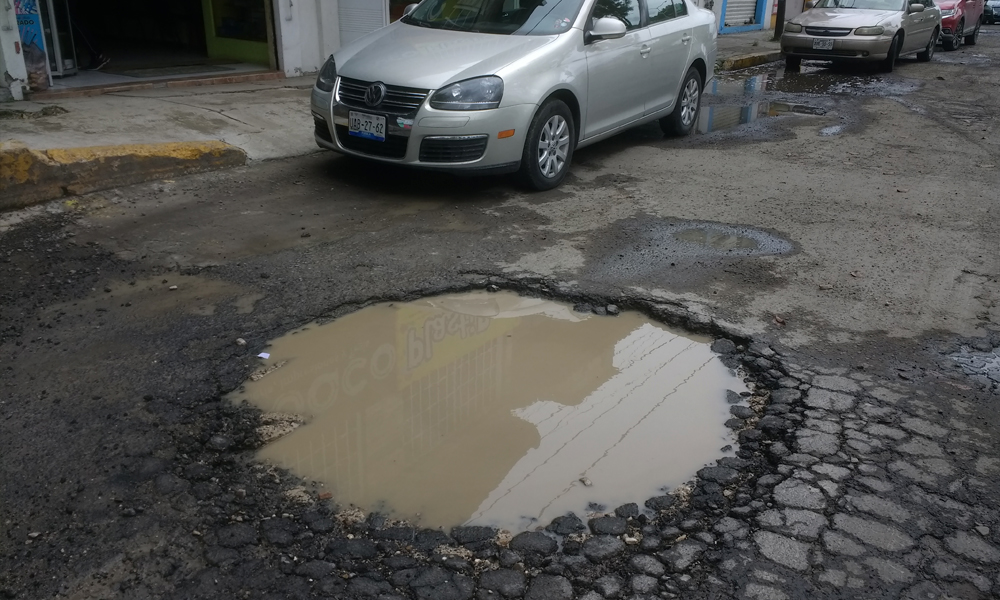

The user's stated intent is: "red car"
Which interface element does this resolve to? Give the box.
[938,0,984,50]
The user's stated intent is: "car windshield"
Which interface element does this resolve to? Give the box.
[403,0,587,35]
[814,0,904,8]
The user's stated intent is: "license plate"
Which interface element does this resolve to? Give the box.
[349,111,386,141]
[812,38,835,50]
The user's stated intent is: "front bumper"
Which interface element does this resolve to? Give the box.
[781,31,895,61]
[940,15,961,38]
[310,85,533,175]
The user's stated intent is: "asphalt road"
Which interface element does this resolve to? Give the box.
[2,30,1000,600]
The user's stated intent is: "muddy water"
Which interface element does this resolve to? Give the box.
[232,292,747,531]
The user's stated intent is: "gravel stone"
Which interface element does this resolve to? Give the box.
[548,514,585,535]
[811,375,862,393]
[594,574,623,598]
[631,574,659,594]
[583,536,625,562]
[805,389,855,412]
[590,516,627,535]
[796,430,840,457]
[615,503,639,519]
[770,389,802,404]
[744,583,789,600]
[833,514,914,551]
[773,479,827,510]
[525,575,573,600]
[848,494,911,523]
[711,339,738,354]
[754,531,810,571]
[410,567,474,600]
[822,531,867,557]
[659,540,706,572]
[812,464,851,480]
[730,405,754,419]
[645,495,676,511]
[478,569,526,597]
[864,558,914,583]
[295,560,336,579]
[759,415,792,432]
[899,417,948,439]
[698,466,739,484]
[897,437,944,457]
[509,531,557,556]
[326,538,378,559]
[630,554,665,576]
[944,531,1000,563]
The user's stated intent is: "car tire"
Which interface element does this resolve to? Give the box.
[965,17,980,44]
[518,99,575,191]
[917,28,938,61]
[785,55,802,71]
[881,33,901,72]
[945,20,963,50]
[659,67,703,137]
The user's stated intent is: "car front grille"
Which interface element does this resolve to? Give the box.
[419,136,488,163]
[788,47,860,57]
[337,77,429,115]
[804,27,853,36]
[314,116,332,143]
[335,125,408,159]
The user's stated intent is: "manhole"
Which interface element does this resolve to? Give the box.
[231,292,749,530]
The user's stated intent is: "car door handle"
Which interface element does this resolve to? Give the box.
[681,34,692,44]
[640,44,651,57]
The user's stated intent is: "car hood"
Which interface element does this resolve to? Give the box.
[335,22,559,91]
[795,8,900,27]
[936,1,957,8]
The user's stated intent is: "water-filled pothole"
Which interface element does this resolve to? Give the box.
[231,292,748,530]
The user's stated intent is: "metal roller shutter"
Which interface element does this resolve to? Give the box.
[339,0,388,46]
[723,0,760,26]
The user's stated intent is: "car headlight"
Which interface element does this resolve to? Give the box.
[430,76,504,111]
[316,56,337,93]
[784,22,803,32]
[940,8,956,15]
[854,26,885,35]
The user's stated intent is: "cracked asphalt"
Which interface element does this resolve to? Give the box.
[2,31,1000,600]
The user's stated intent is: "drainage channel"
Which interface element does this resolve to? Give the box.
[230,292,750,531]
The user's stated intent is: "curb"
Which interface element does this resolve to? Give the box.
[718,50,784,71]
[26,70,285,101]
[0,141,247,211]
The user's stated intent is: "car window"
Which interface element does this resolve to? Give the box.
[591,0,643,30]
[404,0,587,35]
[673,0,689,17]
[814,0,905,8]
[648,0,676,22]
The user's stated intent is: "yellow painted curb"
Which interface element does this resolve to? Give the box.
[0,140,246,211]
[718,51,784,72]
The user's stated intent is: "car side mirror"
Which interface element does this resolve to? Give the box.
[586,17,627,43]
[909,3,925,11]
[804,1,815,8]
[403,3,419,17]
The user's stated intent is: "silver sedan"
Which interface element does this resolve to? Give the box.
[781,0,942,72]
[311,0,717,190]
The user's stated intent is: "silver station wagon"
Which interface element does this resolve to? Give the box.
[311,0,718,190]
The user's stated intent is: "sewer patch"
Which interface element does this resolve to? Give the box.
[230,292,749,530]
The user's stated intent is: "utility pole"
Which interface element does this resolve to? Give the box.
[773,0,787,39]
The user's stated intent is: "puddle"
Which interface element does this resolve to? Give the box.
[709,66,921,97]
[697,100,826,134]
[819,124,845,136]
[675,228,759,251]
[231,292,748,530]
[951,346,1000,386]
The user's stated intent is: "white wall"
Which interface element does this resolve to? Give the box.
[273,0,342,77]
[0,4,29,100]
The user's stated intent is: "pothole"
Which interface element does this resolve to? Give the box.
[230,291,750,531]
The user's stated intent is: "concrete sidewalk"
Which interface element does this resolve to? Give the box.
[1,33,781,210]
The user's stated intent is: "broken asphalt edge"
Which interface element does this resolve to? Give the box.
[0,140,248,211]
[717,50,784,72]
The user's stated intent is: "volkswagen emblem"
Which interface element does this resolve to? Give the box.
[365,82,387,107]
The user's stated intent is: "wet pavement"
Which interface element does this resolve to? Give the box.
[233,292,746,531]
[2,28,1000,600]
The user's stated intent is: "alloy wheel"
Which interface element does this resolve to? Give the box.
[537,115,570,179]
[680,78,700,128]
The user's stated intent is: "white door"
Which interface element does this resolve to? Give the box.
[339,0,389,46]
[644,0,695,115]
[583,0,653,138]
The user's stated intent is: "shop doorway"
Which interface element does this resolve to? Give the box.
[41,0,276,90]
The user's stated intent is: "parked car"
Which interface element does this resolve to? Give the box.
[781,0,942,72]
[311,0,718,190]
[986,0,999,23]
[938,0,984,49]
